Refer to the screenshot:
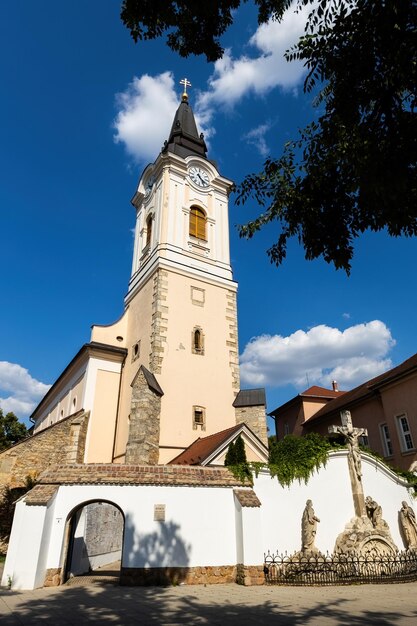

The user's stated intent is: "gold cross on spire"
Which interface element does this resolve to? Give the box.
[180,77,192,100]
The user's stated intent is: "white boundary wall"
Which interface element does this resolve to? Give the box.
[254,450,413,555]
[2,451,415,590]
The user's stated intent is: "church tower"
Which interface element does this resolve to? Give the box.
[112,83,241,464]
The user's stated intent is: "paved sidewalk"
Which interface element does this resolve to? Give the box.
[1,580,417,625]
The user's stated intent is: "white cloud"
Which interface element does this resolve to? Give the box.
[113,72,179,163]
[342,312,351,319]
[113,71,214,164]
[195,2,310,125]
[0,361,50,419]
[113,4,311,163]
[240,320,395,391]
[243,122,272,157]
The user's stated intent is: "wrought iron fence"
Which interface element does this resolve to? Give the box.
[264,550,417,585]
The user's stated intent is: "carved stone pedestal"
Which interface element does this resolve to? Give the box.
[334,516,397,557]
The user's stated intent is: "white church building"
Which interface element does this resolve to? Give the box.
[2,87,415,590]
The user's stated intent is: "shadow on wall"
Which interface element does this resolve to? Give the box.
[122,515,191,585]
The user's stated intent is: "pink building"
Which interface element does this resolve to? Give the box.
[270,354,417,471]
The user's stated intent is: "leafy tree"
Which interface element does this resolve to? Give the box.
[0,409,27,451]
[224,440,237,466]
[234,435,248,464]
[121,0,417,272]
[225,435,248,465]
[269,432,333,485]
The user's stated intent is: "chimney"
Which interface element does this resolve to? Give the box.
[332,380,339,392]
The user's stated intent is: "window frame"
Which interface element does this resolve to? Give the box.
[189,206,207,241]
[396,413,415,452]
[145,214,153,248]
[191,326,205,355]
[192,405,206,430]
[379,423,393,457]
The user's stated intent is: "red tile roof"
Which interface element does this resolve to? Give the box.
[270,385,345,418]
[300,385,346,399]
[169,424,243,465]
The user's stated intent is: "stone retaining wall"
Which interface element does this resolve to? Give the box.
[236,564,265,586]
[120,565,237,586]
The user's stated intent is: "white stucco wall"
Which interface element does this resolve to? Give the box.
[253,450,413,556]
[44,484,237,573]
[3,451,415,590]
[2,500,52,590]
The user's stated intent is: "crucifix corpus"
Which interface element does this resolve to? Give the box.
[329,410,368,518]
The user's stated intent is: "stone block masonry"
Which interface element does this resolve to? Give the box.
[125,368,161,465]
[226,290,240,391]
[236,564,265,586]
[235,405,268,447]
[0,411,89,551]
[0,410,89,490]
[149,269,169,374]
[120,565,237,586]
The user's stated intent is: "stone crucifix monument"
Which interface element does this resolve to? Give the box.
[329,410,397,556]
[328,409,368,518]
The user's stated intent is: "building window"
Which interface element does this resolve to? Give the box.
[131,340,141,363]
[380,423,393,457]
[284,423,290,436]
[193,406,206,430]
[189,207,206,240]
[192,326,204,355]
[145,215,152,248]
[397,414,415,452]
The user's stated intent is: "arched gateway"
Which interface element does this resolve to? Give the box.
[61,500,124,584]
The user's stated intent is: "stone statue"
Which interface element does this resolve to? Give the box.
[346,427,363,479]
[301,500,320,552]
[399,501,417,549]
[329,410,368,519]
[329,410,367,481]
[365,496,389,532]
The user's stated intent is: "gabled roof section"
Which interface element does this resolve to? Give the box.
[233,388,266,407]
[307,353,417,425]
[30,342,128,422]
[162,95,207,159]
[169,422,269,466]
[301,385,345,399]
[169,424,242,466]
[269,385,344,418]
[132,365,163,396]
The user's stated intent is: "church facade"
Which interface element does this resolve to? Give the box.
[2,88,416,591]
[29,88,268,467]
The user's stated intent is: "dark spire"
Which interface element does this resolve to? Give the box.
[162,93,207,159]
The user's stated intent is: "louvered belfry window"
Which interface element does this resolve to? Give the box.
[189,207,206,240]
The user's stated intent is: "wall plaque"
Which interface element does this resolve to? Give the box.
[154,504,166,522]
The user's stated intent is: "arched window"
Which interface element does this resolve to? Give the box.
[189,207,206,240]
[192,326,204,355]
[194,329,201,351]
[145,215,152,248]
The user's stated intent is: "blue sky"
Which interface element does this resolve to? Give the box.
[1,1,416,431]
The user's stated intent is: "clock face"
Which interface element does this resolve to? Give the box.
[189,166,210,188]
